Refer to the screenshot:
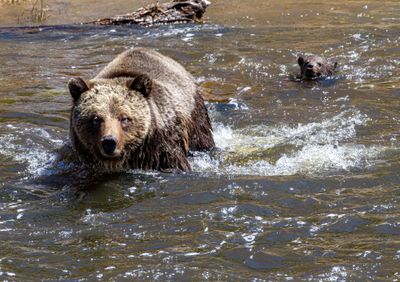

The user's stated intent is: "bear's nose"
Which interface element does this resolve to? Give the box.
[101,136,117,155]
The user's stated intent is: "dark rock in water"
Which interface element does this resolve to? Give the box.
[86,0,211,26]
[297,54,337,80]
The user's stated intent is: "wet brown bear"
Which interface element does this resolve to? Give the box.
[298,55,337,79]
[65,48,215,173]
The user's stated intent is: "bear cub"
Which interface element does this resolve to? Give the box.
[297,55,337,80]
[64,48,215,173]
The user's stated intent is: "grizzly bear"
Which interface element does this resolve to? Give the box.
[297,55,337,80]
[63,48,215,173]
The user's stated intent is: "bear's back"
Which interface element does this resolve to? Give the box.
[95,48,196,98]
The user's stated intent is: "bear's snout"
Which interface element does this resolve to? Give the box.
[305,69,316,78]
[101,135,118,156]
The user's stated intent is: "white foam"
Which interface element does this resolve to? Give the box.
[0,109,386,178]
[192,109,385,177]
[222,144,381,176]
[0,125,61,178]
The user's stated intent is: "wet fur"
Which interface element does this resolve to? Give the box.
[64,48,215,173]
[298,55,337,80]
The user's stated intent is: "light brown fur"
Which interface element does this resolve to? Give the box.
[63,48,215,174]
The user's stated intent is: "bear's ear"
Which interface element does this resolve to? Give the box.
[128,74,152,98]
[68,77,89,102]
[298,56,305,66]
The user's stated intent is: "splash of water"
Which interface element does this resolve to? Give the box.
[0,108,386,178]
[192,109,384,176]
[0,124,61,178]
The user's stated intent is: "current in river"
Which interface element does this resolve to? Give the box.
[0,0,399,280]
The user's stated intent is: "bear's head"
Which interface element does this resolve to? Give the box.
[68,75,152,167]
[298,55,337,79]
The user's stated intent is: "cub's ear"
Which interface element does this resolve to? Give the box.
[298,56,305,66]
[68,77,89,102]
[128,74,152,98]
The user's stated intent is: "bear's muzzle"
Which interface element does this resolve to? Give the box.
[101,135,118,156]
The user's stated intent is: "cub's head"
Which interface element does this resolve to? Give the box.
[298,55,337,80]
[68,75,152,165]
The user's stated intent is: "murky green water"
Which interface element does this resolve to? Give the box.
[1,0,400,280]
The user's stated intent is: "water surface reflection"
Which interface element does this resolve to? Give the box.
[0,0,400,280]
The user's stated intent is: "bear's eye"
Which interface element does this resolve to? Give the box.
[120,116,131,127]
[92,116,102,128]
[317,63,322,67]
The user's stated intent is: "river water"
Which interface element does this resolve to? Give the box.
[0,0,400,280]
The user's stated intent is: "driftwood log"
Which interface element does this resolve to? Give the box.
[86,0,211,26]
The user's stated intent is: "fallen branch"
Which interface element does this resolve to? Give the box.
[85,0,211,26]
